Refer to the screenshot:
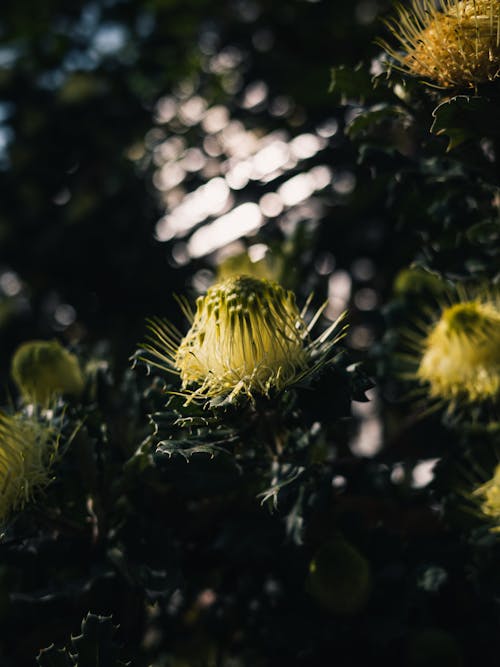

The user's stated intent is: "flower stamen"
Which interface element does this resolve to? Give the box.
[379,0,500,88]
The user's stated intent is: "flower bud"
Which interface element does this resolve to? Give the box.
[306,537,372,614]
[417,300,500,403]
[176,276,308,401]
[142,275,347,405]
[472,462,500,529]
[11,340,84,407]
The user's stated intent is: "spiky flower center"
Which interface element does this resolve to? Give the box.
[175,276,309,401]
[417,300,500,402]
[141,274,347,406]
[382,0,500,88]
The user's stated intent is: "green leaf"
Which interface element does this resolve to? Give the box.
[258,464,305,511]
[37,645,74,667]
[329,64,374,105]
[465,220,500,245]
[150,405,240,461]
[71,614,126,667]
[155,438,228,461]
[349,363,375,402]
[123,438,154,475]
[430,95,500,150]
[329,64,400,105]
[346,104,410,140]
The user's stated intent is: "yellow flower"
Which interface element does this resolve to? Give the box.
[140,275,346,405]
[0,411,58,524]
[417,299,500,403]
[472,462,500,529]
[380,0,500,88]
[11,340,84,407]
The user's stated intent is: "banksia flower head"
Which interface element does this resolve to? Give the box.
[472,463,500,530]
[0,411,58,524]
[417,298,500,403]
[11,340,84,407]
[141,275,346,406]
[381,0,500,89]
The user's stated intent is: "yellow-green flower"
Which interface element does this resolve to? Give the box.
[472,462,500,530]
[417,299,500,403]
[393,267,447,299]
[0,411,58,524]
[398,287,500,414]
[11,340,84,407]
[380,0,500,89]
[140,275,346,405]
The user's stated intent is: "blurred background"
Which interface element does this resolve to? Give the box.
[0,0,412,456]
[3,4,494,665]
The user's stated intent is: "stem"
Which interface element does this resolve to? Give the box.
[254,401,286,461]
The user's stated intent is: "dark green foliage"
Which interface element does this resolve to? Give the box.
[3,0,500,665]
[430,95,500,151]
[37,614,129,666]
[38,646,74,667]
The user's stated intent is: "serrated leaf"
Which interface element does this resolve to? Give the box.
[71,613,124,667]
[346,104,410,140]
[155,438,227,461]
[258,465,305,511]
[37,645,74,667]
[329,64,375,105]
[124,438,154,475]
[107,546,179,602]
[431,95,499,150]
